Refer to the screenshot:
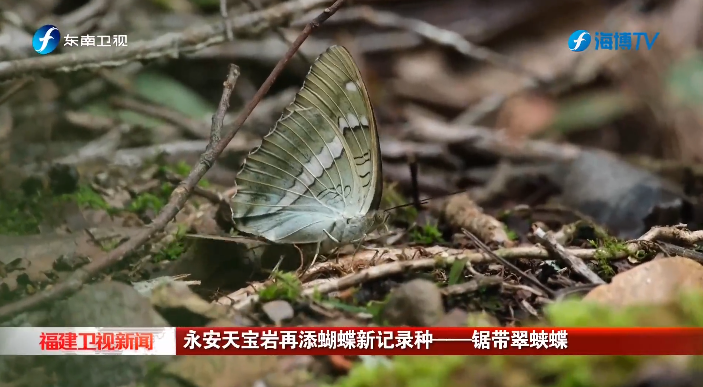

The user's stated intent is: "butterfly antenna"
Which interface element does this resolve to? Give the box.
[381,189,470,213]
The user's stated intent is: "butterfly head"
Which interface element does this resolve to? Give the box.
[338,211,388,243]
[361,210,389,233]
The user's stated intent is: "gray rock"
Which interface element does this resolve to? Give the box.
[45,281,172,387]
[382,279,444,326]
[552,149,689,239]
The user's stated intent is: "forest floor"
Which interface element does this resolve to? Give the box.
[3,0,703,386]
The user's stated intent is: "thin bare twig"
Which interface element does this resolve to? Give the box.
[639,226,703,245]
[0,0,348,323]
[463,229,556,298]
[163,173,224,205]
[533,225,605,285]
[220,0,234,42]
[242,0,312,66]
[657,242,703,264]
[0,0,332,81]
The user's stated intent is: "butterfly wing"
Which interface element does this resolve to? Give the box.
[231,46,382,244]
[304,46,383,215]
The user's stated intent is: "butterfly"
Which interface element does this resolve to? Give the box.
[230,45,388,265]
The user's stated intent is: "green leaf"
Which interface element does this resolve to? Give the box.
[133,72,214,120]
[447,258,466,285]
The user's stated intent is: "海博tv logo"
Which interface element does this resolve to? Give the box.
[568,30,659,52]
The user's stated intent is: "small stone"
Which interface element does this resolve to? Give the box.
[382,279,444,326]
[261,300,295,324]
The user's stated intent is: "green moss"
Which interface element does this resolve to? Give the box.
[504,226,518,241]
[410,223,444,245]
[587,237,629,278]
[100,238,121,252]
[63,184,110,210]
[0,184,111,235]
[129,193,165,214]
[153,240,185,262]
[153,225,187,262]
[172,160,192,176]
[0,190,45,235]
[589,237,629,260]
[259,272,302,303]
[331,356,466,387]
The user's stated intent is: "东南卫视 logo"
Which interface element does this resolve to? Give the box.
[33,25,61,55]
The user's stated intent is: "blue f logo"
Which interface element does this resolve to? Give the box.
[568,30,591,52]
[33,25,61,55]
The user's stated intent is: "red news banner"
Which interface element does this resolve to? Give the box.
[25,327,703,355]
[175,327,703,355]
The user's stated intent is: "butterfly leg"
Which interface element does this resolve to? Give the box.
[322,229,342,263]
[308,241,322,269]
[350,237,364,263]
[323,230,340,244]
[351,234,377,251]
[349,234,378,264]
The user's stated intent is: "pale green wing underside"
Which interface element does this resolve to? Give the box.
[231,45,382,244]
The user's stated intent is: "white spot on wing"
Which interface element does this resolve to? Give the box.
[345,82,357,91]
[346,113,360,128]
[360,116,369,126]
[326,136,344,159]
[275,135,345,212]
